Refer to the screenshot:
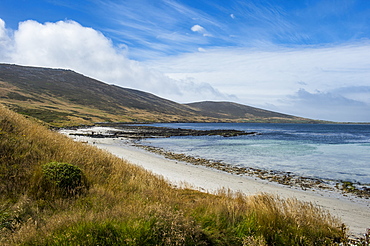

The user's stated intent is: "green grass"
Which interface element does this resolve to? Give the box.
[0,106,346,245]
[25,219,196,246]
[16,108,72,123]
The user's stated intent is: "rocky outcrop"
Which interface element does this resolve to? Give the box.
[69,124,259,139]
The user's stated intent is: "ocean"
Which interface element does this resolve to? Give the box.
[138,123,370,184]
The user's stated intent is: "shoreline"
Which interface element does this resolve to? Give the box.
[63,124,370,196]
[60,129,370,238]
[133,142,370,198]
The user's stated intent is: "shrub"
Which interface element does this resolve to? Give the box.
[37,162,88,198]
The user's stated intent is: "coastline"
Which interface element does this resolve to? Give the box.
[60,130,370,238]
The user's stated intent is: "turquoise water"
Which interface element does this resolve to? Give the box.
[139,123,370,184]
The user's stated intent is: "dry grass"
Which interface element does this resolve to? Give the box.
[0,105,346,245]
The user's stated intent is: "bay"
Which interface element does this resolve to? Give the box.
[139,123,370,184]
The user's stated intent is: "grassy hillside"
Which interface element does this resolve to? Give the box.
[0,106,346,245]
[0,64,314,126]
[186,101,310,123]
[0,64,212,126]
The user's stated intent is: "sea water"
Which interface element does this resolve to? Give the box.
[139,123,370,184]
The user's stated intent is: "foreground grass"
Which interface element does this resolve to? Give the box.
[0,106,346,245]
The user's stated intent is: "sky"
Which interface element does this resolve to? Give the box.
[0,0,370,122]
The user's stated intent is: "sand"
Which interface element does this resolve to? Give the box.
[61,130,369,237]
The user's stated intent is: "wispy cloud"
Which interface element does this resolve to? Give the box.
[87,0,251,59]
[71,0,370,61]
[91,0,217,59]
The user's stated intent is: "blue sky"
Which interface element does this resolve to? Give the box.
[1,0,370,121]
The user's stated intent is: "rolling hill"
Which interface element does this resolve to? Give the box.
[0,63,309,126]
[186,101,297,121]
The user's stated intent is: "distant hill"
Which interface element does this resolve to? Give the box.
[0,64,310,126]
[186,101,300,122]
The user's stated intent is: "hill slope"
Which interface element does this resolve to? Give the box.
[186,101,300,122]
[0,64,308,125]
[0,64,208,125]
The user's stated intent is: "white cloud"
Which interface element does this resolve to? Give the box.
[0,19,13,62]
[230,14,235,19]
[191,24,205,33]
[190,24,212,37]
[0,19,233,103]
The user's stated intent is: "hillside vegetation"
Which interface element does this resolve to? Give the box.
[0,105,346,245]
[0,64,312,126]
[186,101,309,123]
[0,64,211,125]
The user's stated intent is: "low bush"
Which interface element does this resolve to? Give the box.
[36,162,88,198]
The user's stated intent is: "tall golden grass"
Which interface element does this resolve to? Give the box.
[0,105,346,245]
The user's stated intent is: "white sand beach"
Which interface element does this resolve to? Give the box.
[62,131,370,237]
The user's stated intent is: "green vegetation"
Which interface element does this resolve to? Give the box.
[0,106,346,245]
[13,106,72,123]
[33,162,89,199]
